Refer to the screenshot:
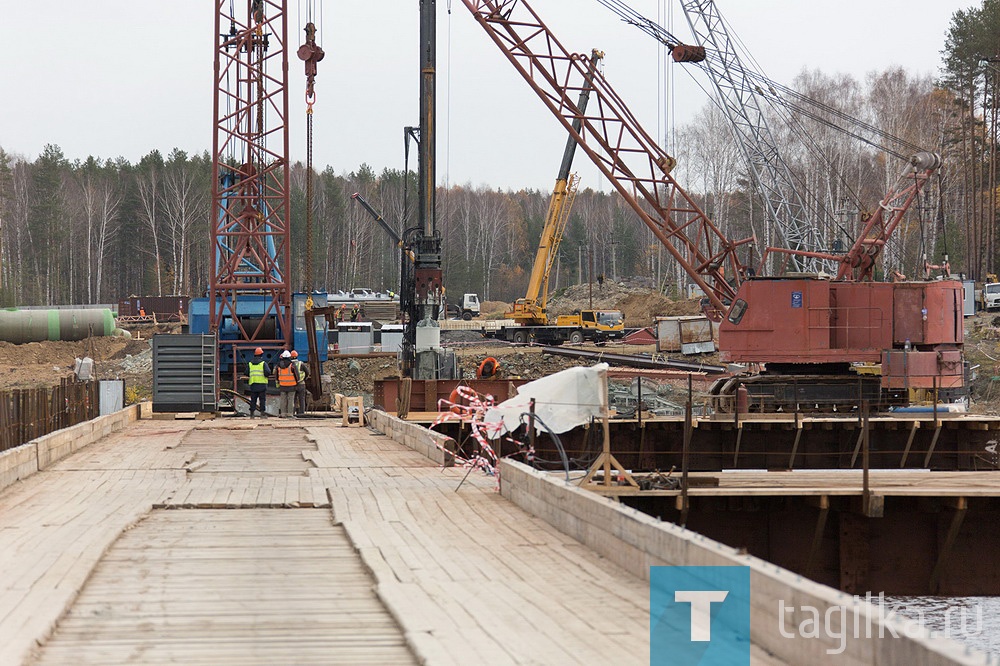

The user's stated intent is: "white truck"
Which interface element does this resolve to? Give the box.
[979,282,1000,311]
[446,293,481,320]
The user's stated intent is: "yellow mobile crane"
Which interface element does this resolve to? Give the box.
[491,49,625,345]
[506,169,580,325]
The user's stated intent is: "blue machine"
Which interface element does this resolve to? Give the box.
[189,292,329,374]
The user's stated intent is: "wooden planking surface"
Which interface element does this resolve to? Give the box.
[1,415,788,665]
[30,509,414,666]
[308,426,785,665]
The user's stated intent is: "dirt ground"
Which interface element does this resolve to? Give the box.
[7,285,998,414]
[482,280,702,328]
[0,328,161,395]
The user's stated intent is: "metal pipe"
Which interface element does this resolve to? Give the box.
[0,308,119,343]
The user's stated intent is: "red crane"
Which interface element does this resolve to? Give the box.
[460,0,753,316]
[461,0,964,410]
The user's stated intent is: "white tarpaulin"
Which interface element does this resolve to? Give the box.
[483,363,608,435]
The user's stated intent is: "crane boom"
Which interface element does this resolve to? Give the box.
[679,0,833,274]
[508,49,602,325]
[460,0,753,314]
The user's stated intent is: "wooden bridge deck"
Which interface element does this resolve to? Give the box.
[0,416,790,665]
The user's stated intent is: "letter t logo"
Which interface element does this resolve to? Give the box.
[675,590,729,641]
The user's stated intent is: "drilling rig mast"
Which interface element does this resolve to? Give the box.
[210,0,292,366]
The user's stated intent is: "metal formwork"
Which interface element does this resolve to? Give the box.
[152,334,217,413]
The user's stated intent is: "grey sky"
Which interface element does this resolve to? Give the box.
[0,1,973,193]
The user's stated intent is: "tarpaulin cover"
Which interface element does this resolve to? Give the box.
[483,363,608,435]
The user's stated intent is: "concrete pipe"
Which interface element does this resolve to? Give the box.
[0,308,119,344]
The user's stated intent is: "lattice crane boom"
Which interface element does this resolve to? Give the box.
[210,0,292,355]
[679,0,834,274]
[460,0,753,313]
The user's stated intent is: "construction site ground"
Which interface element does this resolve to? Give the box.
[4,282,998,415]
[0,284,701,399]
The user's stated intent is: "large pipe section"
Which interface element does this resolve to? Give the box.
[0,308,121,344]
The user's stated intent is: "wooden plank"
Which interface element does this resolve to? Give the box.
[32,510,415,665]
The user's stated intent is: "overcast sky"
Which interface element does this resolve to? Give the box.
[0,1,974,192]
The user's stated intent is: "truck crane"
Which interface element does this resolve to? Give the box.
[461,0,964,411]
[488,48,625,345]
[507,49,599,326]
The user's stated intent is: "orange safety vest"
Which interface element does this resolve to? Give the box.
[276,364,297,388]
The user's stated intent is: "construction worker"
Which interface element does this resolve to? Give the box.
[350,303,361,322]
[290,350,309,416]
[272,350,300,418]
[247,348,270,418]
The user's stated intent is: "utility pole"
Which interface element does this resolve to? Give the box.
[588,246,593,310]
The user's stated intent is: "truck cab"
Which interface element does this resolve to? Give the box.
[448,293,481,320]
[979,282,1000,311]
[556,309,624,333]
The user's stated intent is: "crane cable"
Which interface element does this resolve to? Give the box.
[298,3,325,294]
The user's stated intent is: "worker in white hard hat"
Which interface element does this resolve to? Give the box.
[272,350,300,418]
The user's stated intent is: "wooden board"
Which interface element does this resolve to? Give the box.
[31,509,414,665]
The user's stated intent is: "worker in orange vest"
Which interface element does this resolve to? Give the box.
[272,350,301,418]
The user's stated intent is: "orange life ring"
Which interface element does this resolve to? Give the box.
[477,357,499,379]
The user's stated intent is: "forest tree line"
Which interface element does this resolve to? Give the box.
[0,3,997,306]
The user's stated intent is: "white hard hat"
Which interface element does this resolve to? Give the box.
[280,350,291,358]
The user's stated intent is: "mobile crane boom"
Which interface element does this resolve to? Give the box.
[507,49,603,326]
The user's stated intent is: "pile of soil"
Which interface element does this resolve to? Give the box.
[480,300,511,318]
[547,281,701,327]
[0,336,153,392]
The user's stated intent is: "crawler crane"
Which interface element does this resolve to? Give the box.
[461,0,963,411]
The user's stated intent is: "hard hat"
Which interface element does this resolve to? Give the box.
[280,350,291,358]
[254,347,263,355]
[291,350,299,358]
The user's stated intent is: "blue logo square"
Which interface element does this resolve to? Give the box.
[650,566,751,666]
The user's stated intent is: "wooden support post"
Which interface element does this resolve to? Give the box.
[899,420,919,468]
[788,411,802,470]
[528,398,536,453]
[929,497,967,594]
[637,375,643,428]
[861,402,872,517]
[805,495,829,577]
[681,375,692,527]
[922,384,942,468]
[424,379,437,413]
[850,414,867,468]
[580,367,638,490]
[923,425,943,469]
[396,379,412,420]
